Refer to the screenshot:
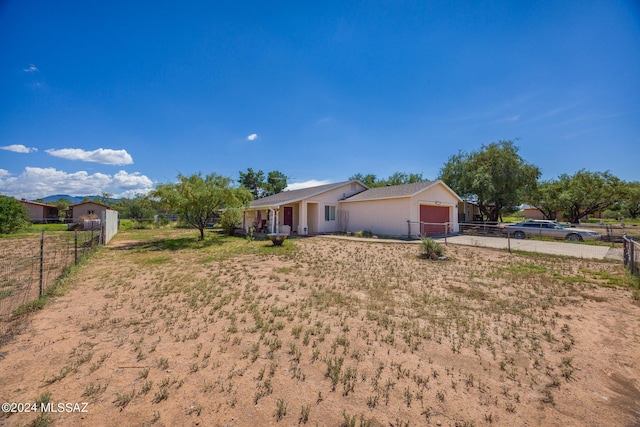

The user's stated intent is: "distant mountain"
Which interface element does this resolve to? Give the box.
[39,195,121,204]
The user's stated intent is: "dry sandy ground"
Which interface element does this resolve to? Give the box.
[1,230,639,427]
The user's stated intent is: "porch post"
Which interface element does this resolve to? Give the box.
[275,208,280,233]
[298,201,308,235]
[269,209,275,233]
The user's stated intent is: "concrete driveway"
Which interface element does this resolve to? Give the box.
[440,235,621,260]
[317,234,622,260]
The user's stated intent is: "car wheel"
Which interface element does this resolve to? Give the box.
[566,233,583,242]
[513,231,525,239]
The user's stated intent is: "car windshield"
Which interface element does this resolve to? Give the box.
[552,222,567,229]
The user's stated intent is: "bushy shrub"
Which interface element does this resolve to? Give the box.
[220,208,242,235]
[419,237,445,260]
[354,230,373,238]
[0,195,30,234]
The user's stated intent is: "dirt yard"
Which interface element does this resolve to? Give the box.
[1,228,639,427]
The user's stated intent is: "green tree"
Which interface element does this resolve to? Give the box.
[349,173,378,187]
[238,168,288,198]
[264,170,288,196]
[99,192,114,206]
[0,195,30,234]
[151,173,252,240]
[219,207,243,235]
[122,195,156,226]
[527,180,563,220]
[554,170,623,223]
[238,168,265,198]
[622,181,640,219]
[439,140,540,222]
[349,172,426,188]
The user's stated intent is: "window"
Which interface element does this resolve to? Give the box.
[324,206,336,221]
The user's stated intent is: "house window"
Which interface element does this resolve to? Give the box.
[324,206,336,221]
[88,210,95,215]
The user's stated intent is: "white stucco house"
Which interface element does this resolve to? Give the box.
[340,180,462,237]
[243,179,462,238]
[243,180,368,235]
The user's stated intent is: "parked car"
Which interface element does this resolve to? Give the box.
[504,220,601,241]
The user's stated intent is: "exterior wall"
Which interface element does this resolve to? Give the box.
[341,199,410,236]
[21,203,45,223]
[100,209,119,244]
[72,202,107,222]
[524,208,546,220]
[341,183,460,238]
[304,183,366,233]
[19,202,59,223]
[307,203,318,233]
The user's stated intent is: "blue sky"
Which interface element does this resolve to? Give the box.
[1,1,639,199]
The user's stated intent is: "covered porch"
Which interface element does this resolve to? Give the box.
[243,201,319,236]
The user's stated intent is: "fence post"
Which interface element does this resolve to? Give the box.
[507,229,511,254]
[444,222,448,246]
[631,240,636,275]
[407,220,411,240]
[74,230,78,265]
[39,231,44,297]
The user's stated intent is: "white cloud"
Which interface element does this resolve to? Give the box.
[112,170,153,189]
[45,148,134,165]
[285,179,332,191]
[23,64,38,73]
[0,167,154,200]
[1,144,38,153]
[247,133,258,141]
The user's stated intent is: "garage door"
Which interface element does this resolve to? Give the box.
[419,205,450,236]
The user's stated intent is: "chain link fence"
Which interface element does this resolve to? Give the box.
[406,221,451,240]
[0,230,101,337]
[454,222,622,260]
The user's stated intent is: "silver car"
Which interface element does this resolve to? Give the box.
[504,220,601,241]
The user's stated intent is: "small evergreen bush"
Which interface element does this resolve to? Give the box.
[419,238,445,260]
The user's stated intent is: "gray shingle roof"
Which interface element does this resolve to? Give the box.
[249,180,359,208]
[342,180,440,202]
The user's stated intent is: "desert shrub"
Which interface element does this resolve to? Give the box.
[220,208,242,236]
[354,230,373,238]
[0,195,30,234]
[419,238,445,260]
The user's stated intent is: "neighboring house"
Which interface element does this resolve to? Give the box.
[243,179,462,238]
[243,180,368,235]
[341,180,462,237]
[458,201,482,223]
[68,201,116,223]
[18,200,62,224]
[523,205,547,220]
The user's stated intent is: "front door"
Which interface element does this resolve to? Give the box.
[419,205,450,236]
[283,206,293,228]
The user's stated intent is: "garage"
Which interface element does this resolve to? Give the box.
[419,205,450,236]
